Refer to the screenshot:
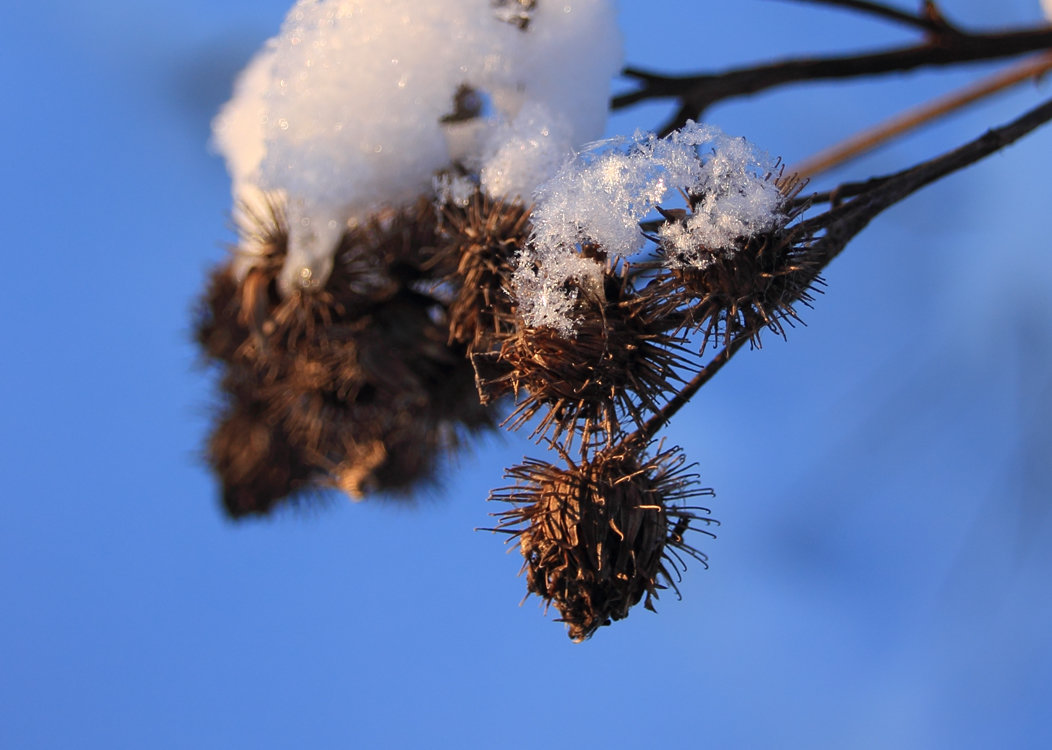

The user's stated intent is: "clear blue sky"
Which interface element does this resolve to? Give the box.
[3,1,1051,747]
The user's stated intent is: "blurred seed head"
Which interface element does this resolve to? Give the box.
[208,399,319,517]
[194,194,496,517]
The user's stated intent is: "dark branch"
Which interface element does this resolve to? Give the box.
[770,0,960,36]
[613,25,1052,134]
[628,335,751,448]
[632,96,1052,443]
[801,95,1052,267]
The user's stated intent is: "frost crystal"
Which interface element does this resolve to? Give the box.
[212,0,622,293]
[513,249,603,338]
[518,122,786,333]
[657,133,785,268]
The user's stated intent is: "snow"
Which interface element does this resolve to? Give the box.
[512,247,604,337]
[433,173,478,210]
[656,130,785,268]
[212,0,622,294]
[516,122,787,333]
[478,101,574,201]
[212,3,787,339]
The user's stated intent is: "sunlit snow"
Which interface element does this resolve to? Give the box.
[516,122,786,334]
[212,0,622,294]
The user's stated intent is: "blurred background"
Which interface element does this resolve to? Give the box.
[2,1,1050,747]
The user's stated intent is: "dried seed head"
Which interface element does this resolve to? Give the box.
[195,195,494,517]
[428,191,531,353]
[195,196,287,365]
[477,264,695,451]
[195,264,246,364]
[653,173,823,348]
[489,443,716,641]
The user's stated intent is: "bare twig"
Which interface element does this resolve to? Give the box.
[627,335,751,448]
[770,0,960,35]
[631,95,1052,444]
[614,26,1052,134]
[802,95,1052,264]
[791,52,1052,178]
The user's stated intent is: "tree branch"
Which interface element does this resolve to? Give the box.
[630,95,1052,445]
[804,95,1052,265]
[769,0,960,36]
[613,25,1052,134]
[790,52,1052,178]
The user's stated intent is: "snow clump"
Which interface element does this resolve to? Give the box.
[515,121,786,334]
[212,0,622,294]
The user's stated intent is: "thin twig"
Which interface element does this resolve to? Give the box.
[769,0,958,35]
[808,94,1052,266]
[791,52,1052,178]
[630,96,1052,444]
[613,26,1052,134]
[628,335,751,448]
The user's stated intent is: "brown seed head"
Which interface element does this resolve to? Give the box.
[428,191,531,354]
[489,443,716,641]
[195,195,495,516]
[478,264,695,452]
[208,400,318,518]
[649,172,823,349]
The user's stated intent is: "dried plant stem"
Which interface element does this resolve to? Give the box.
[628,335,751,448]
[803,94,1052,254]
[614,25,1052,134]
[773,0,957,35]
[632,94,1052,448]
[791,52,1052,178]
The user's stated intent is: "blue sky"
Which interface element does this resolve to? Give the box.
[3,1,1051,747]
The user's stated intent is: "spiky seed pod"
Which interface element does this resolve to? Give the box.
[331,197,442,302]
[489,443,716,641]
[477,263,696,452]
[652,172,823,349]
[194,194,494,517]
[427,192,531,354]
[207,400,318,517]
